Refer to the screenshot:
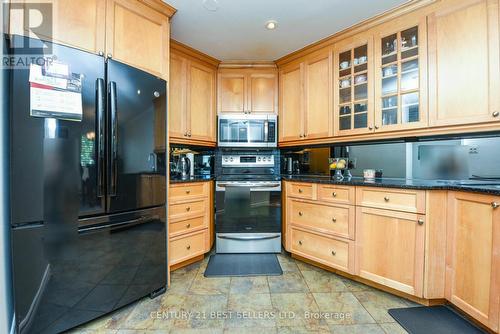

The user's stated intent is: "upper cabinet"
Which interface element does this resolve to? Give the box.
[374,16,428,132]
[9,0,175,79]
[279,49,333,143]
[428,0,500,127]
[169,42,218,146]
[334,33,374,136]
[105,0,172,78]
[9,0,106,54]
[217,68,278,114]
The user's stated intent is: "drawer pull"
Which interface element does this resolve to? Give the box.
[331,250,336,256]
[332,217,337,223]
[332,192,337,197]
[186,223,191,228]
[298,189,303,193]
[417,219,424,225]
[493,111,499,117]
[384,196,390,202]
[492,202,499,209]
[298,211,303,216]
[186,245,191,250]
[186,207,191,212]
[298,240,303,245]
[186,190,191,194]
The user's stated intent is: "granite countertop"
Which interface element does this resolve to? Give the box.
[169,175,214,183]
[282,174,500,196]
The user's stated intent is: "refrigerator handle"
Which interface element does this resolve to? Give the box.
[109,81,118,197]
[96,78,105,197]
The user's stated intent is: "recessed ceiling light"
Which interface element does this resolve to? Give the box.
[203,0,219,12]
[265,20,277,30]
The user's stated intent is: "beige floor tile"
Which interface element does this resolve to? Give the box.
[229,276,270,294]
[224,328,277,334]
[379,322,408,333]
[277,326,330,334]
[120,297,167,330]
[172,328,224,334]
[329,324,385,334]
[268,272,309,293]
[168,270,197,294]
[313,292,376,325]
[295,259,326,273]
[225,293,275,328]
[172,294,227,330]
[352,290,412,323]
[340,278,376,292]
[188,273,231,295]
[302,270,348,293]
[277,254,300,272]
[270,292,328,331]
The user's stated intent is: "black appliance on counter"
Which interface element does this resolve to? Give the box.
[7,35,167,333]
[215,150,281,253]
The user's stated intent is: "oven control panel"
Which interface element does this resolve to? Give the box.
[221,154,275,167]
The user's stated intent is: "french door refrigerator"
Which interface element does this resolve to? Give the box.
[8,35,167,334]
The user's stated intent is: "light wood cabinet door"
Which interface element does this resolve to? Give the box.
[374,16,428,132]
[304,51,332,139]
[428,0,500,127]
[9,0,106,54]
[445,191,500,332]
[279,63,304,142]
[106,0,170,78]
[169,52,188,139]
[356,207,425,297]
[218,72,246,113]
[247,71,278,114]
[187,61,216,142]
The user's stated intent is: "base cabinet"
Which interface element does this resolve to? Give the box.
[446,191,500,332]
[355,207,426,297]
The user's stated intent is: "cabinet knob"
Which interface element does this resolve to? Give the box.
[298,189,303,193]
[417,219,424,225]
[187,132,192,137]
[184,132,188,137]
[186,223,191,228]
[186,245,191,250]
[331,250,336,256]
[332,192,337,197]
[384,196,390,202]
[298,240,303,245]
[186,207,191,211]
[186,190,191,194]
[375,125,379,130]
[298,211,303,216]
[332,217,337,223]
[493,111,499,117]
[492,202,499,209]
[299,134,303,138]
[98,51,104,56]
[107,53,112,58]
[368,126,373,130]
[304,133,307,137]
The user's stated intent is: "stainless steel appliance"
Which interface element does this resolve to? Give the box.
[179,155,191,178]
[218,113,277,148]
[215,152,281,253]
[8,35,167,333]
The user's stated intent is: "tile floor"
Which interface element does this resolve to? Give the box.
[70,252,415,333]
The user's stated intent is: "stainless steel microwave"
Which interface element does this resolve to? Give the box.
[218,113,277,148]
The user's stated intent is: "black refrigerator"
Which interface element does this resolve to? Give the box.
[8,35,167,333]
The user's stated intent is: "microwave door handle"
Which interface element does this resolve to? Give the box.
[264,120,269,142]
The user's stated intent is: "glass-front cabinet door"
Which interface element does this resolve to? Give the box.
[374,18,428,132]
[334,35,374,136]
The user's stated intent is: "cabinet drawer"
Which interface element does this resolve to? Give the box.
[169,199,207,219]
[356,187,425,213]
[290,227,352,273]
[288,200,354,239]
[287,182,314,199]
[318,184,355,205]
[170,182,208,201]
[170,230,206,265]
[169,216,206,236]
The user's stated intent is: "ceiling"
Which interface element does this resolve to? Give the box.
[165,0,410,61]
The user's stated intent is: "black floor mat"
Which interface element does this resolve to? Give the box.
[204,253,283,277]
[388,306,486,334]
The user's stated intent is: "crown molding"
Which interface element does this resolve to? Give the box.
[170,39,221,67]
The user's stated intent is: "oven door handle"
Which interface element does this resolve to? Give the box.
[216,182,280,188]
[218,234,281,241]
[264,120,269,142]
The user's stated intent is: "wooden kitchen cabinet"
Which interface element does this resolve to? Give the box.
[217,68,278,114]
[355,206,426,297]
[169,43,218,146]
[445,191,500,332]
[334,33,375,136]
[373,16,428,132]
[105,0,173,79]
[428,0,500,127]
[279,49,333,143]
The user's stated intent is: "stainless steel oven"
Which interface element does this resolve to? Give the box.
[215,152,281,253]
[218,113,277,148]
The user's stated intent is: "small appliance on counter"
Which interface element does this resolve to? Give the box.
[170,147,214,179]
